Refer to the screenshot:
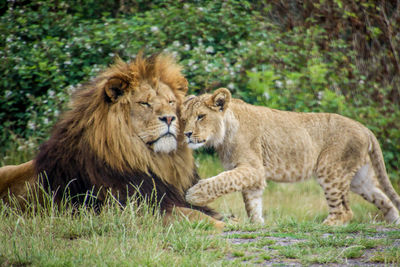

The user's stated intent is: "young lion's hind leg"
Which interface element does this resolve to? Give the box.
[317,171,354,226]
[341,192,354,223]
[242,187,264,223]
[350,163,400,224]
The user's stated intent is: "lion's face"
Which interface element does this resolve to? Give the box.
[182,88,231,149]
[129,81,180,153]
[100,55,189,155]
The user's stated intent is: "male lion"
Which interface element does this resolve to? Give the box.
[0,54,224,229]
[182,88,400,225]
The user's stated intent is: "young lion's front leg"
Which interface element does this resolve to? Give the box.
[185,165,265,206]
[242,188,264,223]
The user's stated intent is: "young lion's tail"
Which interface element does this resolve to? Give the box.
[368,130,400,210]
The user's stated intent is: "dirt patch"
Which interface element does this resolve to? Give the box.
[222,226,399,266]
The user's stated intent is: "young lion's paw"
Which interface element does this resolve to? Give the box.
[185,181,212,206]
[322,216,345,226]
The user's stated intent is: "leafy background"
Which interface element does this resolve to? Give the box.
[1,0,399,184]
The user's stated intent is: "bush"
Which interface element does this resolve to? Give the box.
[0,0,399,182]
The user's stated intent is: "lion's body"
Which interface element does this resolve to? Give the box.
[182,88,400,225]
[0,55,224,229]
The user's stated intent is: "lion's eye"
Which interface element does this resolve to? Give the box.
[197,114,205,121]
[169,100,175,106]
[139,102,150,107]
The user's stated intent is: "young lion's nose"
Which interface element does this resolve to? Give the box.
[185,132,193,138]
[159,115,176,126]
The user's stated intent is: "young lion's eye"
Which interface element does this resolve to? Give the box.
[197,114,205,121]
[169,100,175,106]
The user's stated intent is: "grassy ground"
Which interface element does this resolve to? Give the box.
[0,151,399,266]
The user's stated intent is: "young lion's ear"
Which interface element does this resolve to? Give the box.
[183,95,196,105]
[208,88,231,112]
[105,77,129,102]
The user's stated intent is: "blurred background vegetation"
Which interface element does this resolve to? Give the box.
[1,0,399,184]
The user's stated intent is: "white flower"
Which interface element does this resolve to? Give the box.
[43,118,49,125]
[64,60,71,65]
[275,80,283,88]
[263,92,270,100]
[286,79,294,86]
[48,90,55,97]
[227,83,235,90]
[172,40,181,47]
[28,142,35,149]
[108,52,115,57]
[187,59,195,66]
[184,44,191,51]
[5,90,12,98]
[28,121,36,130]
[205,46,214,54]
[150,26,159,32]
[317,91,324,100]
[198,7,204,12]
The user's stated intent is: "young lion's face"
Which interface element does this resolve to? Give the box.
[181,88,231,149]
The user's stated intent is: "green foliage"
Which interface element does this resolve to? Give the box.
[0,0,399,181]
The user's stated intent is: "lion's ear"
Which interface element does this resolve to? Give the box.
[208,88,231,112]
[105,77,129,102]
[177,78,189,94]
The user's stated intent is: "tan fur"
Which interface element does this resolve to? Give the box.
[0,161,36,202]
[0,55,224,230]
[182,88,400,225]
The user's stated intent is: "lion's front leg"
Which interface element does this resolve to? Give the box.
[185,165,265,206]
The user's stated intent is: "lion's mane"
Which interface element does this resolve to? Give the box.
[34,54,214,215]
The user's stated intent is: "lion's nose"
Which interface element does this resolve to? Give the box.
[185,132,192,138]
[159,115,176,126]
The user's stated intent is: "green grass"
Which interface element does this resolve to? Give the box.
[1,151,400,266]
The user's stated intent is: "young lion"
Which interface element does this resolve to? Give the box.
[182,88,400,225]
